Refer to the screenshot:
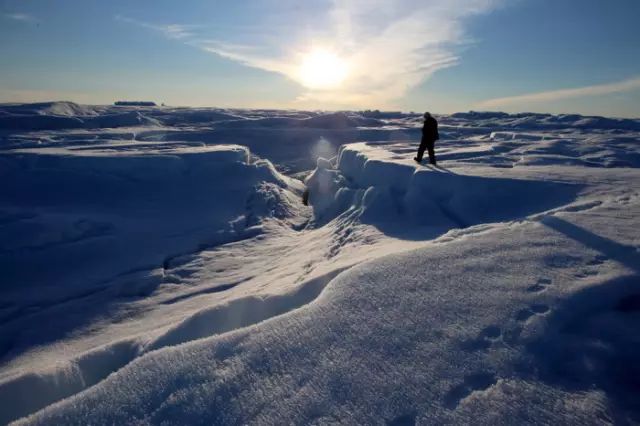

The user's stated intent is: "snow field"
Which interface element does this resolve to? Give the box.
[1,102,640,424]
[18,196,640,424]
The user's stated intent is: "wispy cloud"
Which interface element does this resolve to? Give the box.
[476,76,640,109]
[4,12,39,24]
[117,1,501,108]
[115,15,197,40]
[197,39,293,76]
[200,0,501,108]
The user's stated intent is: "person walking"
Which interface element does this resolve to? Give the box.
[414,112,439,165]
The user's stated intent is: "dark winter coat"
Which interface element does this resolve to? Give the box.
[422,116,439,141]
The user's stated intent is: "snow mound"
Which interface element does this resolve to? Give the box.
[305,143,580,232]
[0,101,99,117]
[0,102,159,130]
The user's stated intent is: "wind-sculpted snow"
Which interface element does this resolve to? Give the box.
[0,102,161,130]
[305,143,581,232]
[0,142,303,314]
[213,111,384,130]
[149,109,244,126]
[0,267,349,425]
[16,197,640,425]
[448,111,640,131]
[1,102,638,133]
[0,340,141,425]
[2,102,639,171]
[1,103,640,424]
[0,101,103,117]
[0,138,310,423]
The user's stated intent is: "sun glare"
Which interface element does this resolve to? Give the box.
[298,49,348,90]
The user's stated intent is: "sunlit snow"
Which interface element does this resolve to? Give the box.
[1,102,639,424]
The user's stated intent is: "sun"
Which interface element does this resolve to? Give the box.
[298,49,349,90]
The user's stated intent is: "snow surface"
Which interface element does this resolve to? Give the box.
[1,102,639,424]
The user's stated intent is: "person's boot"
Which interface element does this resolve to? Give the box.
[414,157,421,164]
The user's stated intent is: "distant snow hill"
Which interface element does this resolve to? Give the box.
[1,102,639,425]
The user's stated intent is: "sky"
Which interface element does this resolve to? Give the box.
[1,0,639,117]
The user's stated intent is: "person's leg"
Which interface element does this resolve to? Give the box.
[427,141,437,165]
[416,139,428,162]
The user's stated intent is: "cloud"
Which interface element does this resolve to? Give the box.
[197,40,294,76]
[4,12,39,24]
[117,1,501,108]
[476,76,640,110]
[115,15,197,40]
[200,0,500,108]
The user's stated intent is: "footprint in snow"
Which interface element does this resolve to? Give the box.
[527,277,552,293]
[515,304,550,323]
[586,254,608,266]
[574,269,600,279]
[575,255,608,278]
[443,372,497,409]
[480,325,502,340]
[460,325,502,352]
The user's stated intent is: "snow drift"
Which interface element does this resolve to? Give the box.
[0,102,163,130]
[305,143,581,232]
[15,196,640,425]
[0,143,303,303]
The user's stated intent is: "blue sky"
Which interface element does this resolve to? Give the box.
[1,0,639,117]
